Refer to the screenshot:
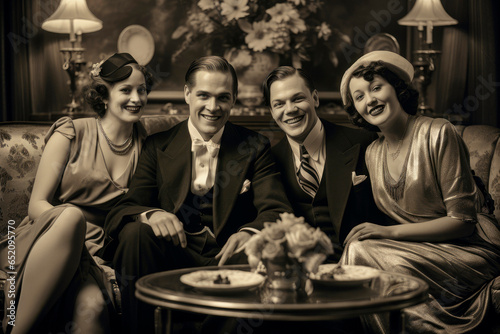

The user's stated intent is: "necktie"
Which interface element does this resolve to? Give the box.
[297,145,320,198]
[192,138,220,158]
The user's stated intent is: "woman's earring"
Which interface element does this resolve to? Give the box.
[104,103,108,110]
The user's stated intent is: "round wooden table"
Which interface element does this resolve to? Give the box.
[136,264,429,334]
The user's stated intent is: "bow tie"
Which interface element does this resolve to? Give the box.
[192,138,220,158]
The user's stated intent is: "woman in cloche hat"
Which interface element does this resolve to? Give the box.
[339,50,500,332]
[1,53,153,333]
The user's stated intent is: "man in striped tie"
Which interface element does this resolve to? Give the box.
[263,66,390,259]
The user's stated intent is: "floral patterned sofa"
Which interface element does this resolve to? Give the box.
[1,118,500,234]
[1,116,500,329]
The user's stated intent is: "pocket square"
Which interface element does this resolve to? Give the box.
[352,171,367,186]
[240,179,251,194]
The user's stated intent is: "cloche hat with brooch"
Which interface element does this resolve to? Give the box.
[90,53,138,83]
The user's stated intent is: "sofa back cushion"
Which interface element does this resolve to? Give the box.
[0,123,49,234]
[455,124,500,218]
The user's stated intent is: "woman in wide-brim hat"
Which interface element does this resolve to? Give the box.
[1,53,153,334]
[339,50,500,332]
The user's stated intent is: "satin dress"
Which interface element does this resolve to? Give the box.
[340,116,500,333]
[0,116,146,332]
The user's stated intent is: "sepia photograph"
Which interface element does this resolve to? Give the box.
[1,0,500,333]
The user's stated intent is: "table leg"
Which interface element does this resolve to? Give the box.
[389,310,405,334]
[154,307,173,334]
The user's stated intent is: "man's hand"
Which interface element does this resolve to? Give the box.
[216,231,251,266]
[146,211,187,248]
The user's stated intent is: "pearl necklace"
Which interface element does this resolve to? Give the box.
[387,116,411,161]
[97,118,134,155]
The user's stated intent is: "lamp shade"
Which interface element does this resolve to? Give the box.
[398,0,458,27]
[42,0,102,34]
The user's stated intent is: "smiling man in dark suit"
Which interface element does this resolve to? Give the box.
[102,56,291,333]
[263,66,388,258]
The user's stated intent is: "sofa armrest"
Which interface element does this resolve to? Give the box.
[99,263,122,316]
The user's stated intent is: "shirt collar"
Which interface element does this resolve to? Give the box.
[188,117,224,150]
[288,117,324,162]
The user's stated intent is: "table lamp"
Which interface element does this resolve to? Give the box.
[42,0,102,113]
[398,0,458,114]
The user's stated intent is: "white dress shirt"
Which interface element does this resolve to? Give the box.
[188,118,224,196]
[287,118,326,184]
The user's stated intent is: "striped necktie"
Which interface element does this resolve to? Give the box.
[297,145,320,198]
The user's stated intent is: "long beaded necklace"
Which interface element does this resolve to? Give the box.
[97,118,134,155]
[386,115,412,161]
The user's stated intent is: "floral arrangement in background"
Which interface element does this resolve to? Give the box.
[172,0,350,72]
[245,213,333,277]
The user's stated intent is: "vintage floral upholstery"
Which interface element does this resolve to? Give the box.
[0,115,187,237]
[455,125,500,218]
[0,122,48,236]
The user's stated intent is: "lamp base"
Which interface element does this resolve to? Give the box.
[417,104,433,115]
[412,49,441,117]
[60,46,86,114]
[64,99,82,113]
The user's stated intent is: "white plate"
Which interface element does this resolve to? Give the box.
[309,264,379,287]
[117,25,155,65]
[180,269,265,293]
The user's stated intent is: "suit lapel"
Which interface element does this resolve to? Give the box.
[276,139,301,193]
[213,123,251,236]
[323,121,360,237]
[157,121,192,212]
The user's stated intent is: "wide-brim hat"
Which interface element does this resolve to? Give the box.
[340,50,414,105]
[100,53,138,82]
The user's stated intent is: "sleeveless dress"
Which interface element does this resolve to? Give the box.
[0,116,146,332]
[340,116,500,333]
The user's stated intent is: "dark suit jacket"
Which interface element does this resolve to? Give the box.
[272,118,389,245]
[101,120,292,260]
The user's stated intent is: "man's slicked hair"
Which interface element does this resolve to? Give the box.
[185,56,238,98]
[262,66,316,106]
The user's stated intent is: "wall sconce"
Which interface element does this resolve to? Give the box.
[42,0,102,113]
[398,0,458,114]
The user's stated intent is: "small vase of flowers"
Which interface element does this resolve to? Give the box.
[245,213,334,296]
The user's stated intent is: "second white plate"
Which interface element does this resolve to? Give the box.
[309,264,379,287]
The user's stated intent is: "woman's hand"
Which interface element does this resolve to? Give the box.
[344,217,475,246]
[344,222,394,246]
